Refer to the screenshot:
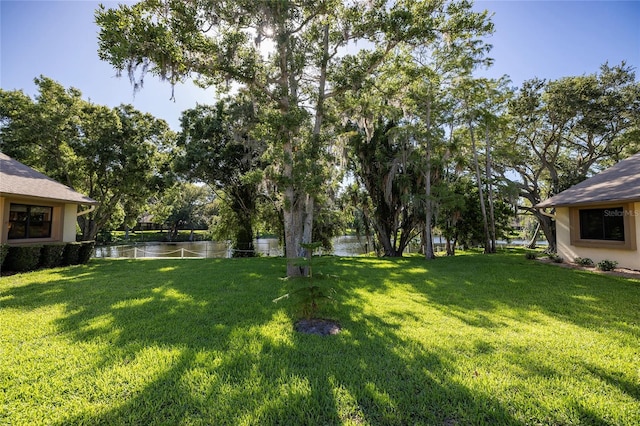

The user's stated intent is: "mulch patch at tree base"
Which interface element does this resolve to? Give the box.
[294,318,341,335]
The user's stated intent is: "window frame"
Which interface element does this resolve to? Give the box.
[569,202,637,250]
[8,203,54,240]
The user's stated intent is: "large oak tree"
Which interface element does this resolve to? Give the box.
[505,63,640,251]
[96,0,493,275]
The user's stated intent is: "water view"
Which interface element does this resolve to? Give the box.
[94,236,542,259]
[94,235,372,259]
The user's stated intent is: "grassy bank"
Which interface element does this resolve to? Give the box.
[1,252,638,425]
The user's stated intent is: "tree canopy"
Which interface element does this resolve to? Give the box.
[96,0,494,274]
[0,77,175,241]
[1,2,637,264]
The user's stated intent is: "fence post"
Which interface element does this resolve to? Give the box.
[181,248,184,259]
[134,247,137,259]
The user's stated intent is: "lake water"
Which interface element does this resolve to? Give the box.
[93,236,542,259]
[94,235,372,259]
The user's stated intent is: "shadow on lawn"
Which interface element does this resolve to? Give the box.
[2,257,527,425]
[338,252,640,338]
[4,254,638,424]
[331,253,640,421]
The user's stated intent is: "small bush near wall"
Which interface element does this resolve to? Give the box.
[40,244,66,268]
[62,242,81,266]
[548,253,563,263]
[78,241,95,264]
[4,245,43,272]
[597,259,618,271]
[574,257,594,267]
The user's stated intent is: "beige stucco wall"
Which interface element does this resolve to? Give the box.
[0,196,79,244]
[0,196,5,243]
[62,203,78,242]
[556,202,640,270]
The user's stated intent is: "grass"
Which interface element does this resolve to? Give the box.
[1,251,639,425]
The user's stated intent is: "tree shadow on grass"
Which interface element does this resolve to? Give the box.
[345,253,640,338]
[331,253,640,424]
[2,257,525,425]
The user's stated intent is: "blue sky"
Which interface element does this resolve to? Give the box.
[1,0,639,130]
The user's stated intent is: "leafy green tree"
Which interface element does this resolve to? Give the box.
[0,77,175,241]
[96,0,494,274]
[452,76,512,253]
[151,182,213,241]
[504,63,640,251]
[0,76,84,187]
[336,1,493,258]
[406,12,494,259]
[434,175,513,253]
[346,116,423,257]
[339,182,376,253]
[76,103,175,240]
[175,97,265,256]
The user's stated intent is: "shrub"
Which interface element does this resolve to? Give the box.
[0,244,9,268]
[78,241,95,264]
[96,229,113,244]
[574,257,594,267]
[597,259,618,271]
[548,253,563,263]
[62,242,82,266]
[273,242,337,320]
[3,245,43,272]
[40,244,66,268]
[524,252,537,260]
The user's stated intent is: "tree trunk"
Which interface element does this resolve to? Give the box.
[284,160,305,276]
[485,124,497,253]
[535,212,557,253]
[424,160,435,259]
[233,217,256,257]
[302,194,314,249]
[373,221,399,257]
[526,221,540,249]
[77,216,98,241]
[446,237,457,256]
[468,119,492,253]
[424,97,435,260]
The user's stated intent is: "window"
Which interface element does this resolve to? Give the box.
[569,203,637,250]
[8,204,53,240]
[579,207,624,241]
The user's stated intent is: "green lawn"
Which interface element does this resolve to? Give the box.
[1,252,638,425]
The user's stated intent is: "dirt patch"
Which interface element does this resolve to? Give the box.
[294,318,341,336]
[536,258,640,280]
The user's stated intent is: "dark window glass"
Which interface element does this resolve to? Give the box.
[8,204,53,239]
[579,207,625,241]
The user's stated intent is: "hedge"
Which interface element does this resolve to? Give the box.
[0,244,8,269]
[78,241,96,264]
[3,245,43,272]
[62,242,82,266]
[40,243,66,268]
[1,241,95,273]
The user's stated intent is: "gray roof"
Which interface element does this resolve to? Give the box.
[536,152,640,208]
[0,152,97,205]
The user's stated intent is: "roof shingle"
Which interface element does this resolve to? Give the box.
[536,152,640,208]
[0,152,97,205]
